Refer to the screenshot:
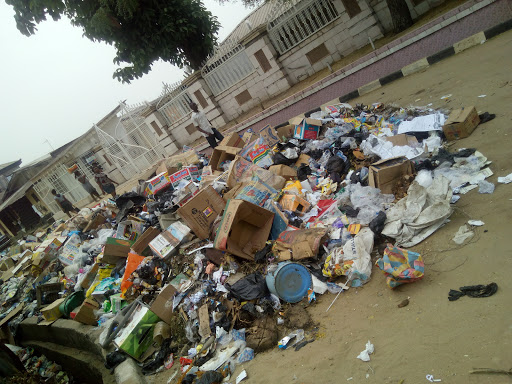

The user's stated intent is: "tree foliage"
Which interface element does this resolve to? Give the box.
[6,0,221,82]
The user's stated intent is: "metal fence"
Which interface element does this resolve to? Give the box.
[202,43,255,96]
[268,0,340,55]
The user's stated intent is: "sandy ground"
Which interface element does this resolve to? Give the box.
[149,29,512,384]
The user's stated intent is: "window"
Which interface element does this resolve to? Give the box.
[194,90,208,109]
[151,121,163,136]
[103,154,112,166]
[185,124,197,135]
[341,0,361,18]
[254,49,272,73]
[31,193,40,203]
[306,43,330,64]
[235,90,252,106]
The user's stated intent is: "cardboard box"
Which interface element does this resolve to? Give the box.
[214,200,274,261]
[169,166,200,188]
[294,153,311,167]
[73,298,100,326]
[443,106,480,140]
[276,124,294,140]
[209,146,241,172]
[116,220,145,241]
[369,156,414,194]
[150,284,177,325]
[290,117,322,140]
[102,238,135,264]
[131,227,161,256]
[268,165,297,181]
[219,132,245,148]
[41,298,66,322]
[175,182,199,208]
[227,156,286,190]
[156,161,178,176]
[149,222,191,258]
[385,134,419,147]
[177,186,226,240]
[114,302,160,360]
[234,180,277,207]
[83,214,106,232]
[242,130,259,145]
[258,125,280,146]
[166,150,200,169]
[145,172,172,196]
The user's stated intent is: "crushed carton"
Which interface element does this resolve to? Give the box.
[278,194,311,214]
[169,166,200,188]
[443,106,480,140]
[242,130,259,146]
[273,228,328,261]
[276,124,294,140]
[214,199,274,261]
[150,284,178,325]
[73,298,100,326]
[131,227,161,256]
[145,172,172,196]
[41,298,66,324]
[369,156,414,194]
[177,186,226,240]
[258,125,280,146]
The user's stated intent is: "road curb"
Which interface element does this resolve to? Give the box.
[335,19,512,106]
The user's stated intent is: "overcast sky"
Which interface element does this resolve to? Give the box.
[0,0,254,166]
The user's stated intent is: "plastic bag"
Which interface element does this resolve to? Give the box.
[341,228,374,286]
[225,273,269,301]
[478,180,495,194]
[120,253,145,295]
[273,152,296,166]
[376,245,424,289]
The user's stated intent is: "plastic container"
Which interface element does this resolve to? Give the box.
[59,290,85,317]
[266,262,312,303]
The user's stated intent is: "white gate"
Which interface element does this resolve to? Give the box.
[156,82,193,126]
[267,0,340,54]
[96,102,167,180]
[33,163,92,214]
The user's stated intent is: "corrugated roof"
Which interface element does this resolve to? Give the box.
[0,160,21,173]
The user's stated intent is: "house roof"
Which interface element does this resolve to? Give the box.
[0,159,22,175]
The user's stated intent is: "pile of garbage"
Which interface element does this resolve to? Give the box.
[0,102,499,382]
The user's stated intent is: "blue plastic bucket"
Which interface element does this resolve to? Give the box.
[266,262,312,303]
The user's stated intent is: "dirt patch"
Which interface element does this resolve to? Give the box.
[284,304,312,330]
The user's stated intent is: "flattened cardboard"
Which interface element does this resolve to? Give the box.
[0,303,23,327]
[83,214,106,232]
[150,284,177,325]
[227,156,285,190]
[198,304,211,338]
[279,194,311,214]
[385,134,419,147]
[209,146,241,172]
[443,106,480,140]
[219,132,245,148]
[214,199,274,261]
[131,227,161,256]
[177,186,226,240]
[369,156,414,194]
[268,165,297,181]
[258,125,280,146]
[169,166,200,188]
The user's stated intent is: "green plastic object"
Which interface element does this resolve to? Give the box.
[59,291,85,317]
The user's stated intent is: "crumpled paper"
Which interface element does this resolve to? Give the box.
[357,340,375,362]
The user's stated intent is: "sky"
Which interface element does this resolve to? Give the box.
[0,0,255,166]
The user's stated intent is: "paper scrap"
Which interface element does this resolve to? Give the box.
[236,370,248,384]
[357,340,375,362]
[468,220,484,226]
[498,172,512,184]
[457,184,478,194]
[397,113,445,134]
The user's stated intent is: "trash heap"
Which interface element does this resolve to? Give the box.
[0,102,498,382]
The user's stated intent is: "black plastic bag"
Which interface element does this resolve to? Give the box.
[340,205,359,218]
[142,338,176,375]
[196,371,225,384]
[273,152,296,166]
[254,243,273,263]
[369,211,386,235]
[326,156,347,183]
[105,351,126,371]
[226,272,269,301]
[297,164,312,181]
